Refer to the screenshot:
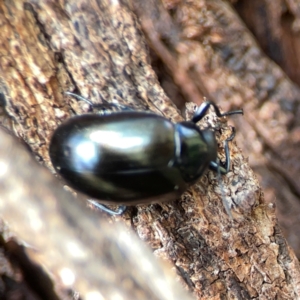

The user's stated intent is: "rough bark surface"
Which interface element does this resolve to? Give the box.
[0,0,299,300]
[0,127,193,300]
[234,0,300,261]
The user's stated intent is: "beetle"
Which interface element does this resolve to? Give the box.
[49,92,243,215]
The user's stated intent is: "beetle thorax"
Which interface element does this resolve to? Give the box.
[175,122,217,182]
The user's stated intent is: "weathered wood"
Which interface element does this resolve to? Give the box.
[0,0,299,299]
[133,0,300,297]
[234,0,300,261]
[0,127,193,299]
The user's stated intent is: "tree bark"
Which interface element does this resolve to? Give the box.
[0,0,299,299]
[234,0,300,261]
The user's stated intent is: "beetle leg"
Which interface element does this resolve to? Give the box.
[65,91,94,106]
[209,127,236,175]
[88,200,127,215]
[215,157,233,218]
[192,101,243,123]
[92,102,133,113]
[65,92,133,113]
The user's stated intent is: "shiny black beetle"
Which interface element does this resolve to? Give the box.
[49,92,243,215]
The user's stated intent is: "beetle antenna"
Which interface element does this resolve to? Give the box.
[192,101,243,124]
